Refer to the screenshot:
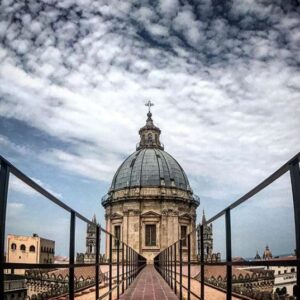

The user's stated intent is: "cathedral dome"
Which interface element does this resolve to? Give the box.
[101,101,199,207]
[109,148,192,192]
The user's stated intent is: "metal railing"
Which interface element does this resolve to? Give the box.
[0,155,146,299]
[154,152,300,300]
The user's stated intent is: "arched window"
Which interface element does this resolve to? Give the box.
[11,243,17,250]
[281,287,287,295]
[20,244,26,251]
[293,285,297,296]
[29,245,35,252]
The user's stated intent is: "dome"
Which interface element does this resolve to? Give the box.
[109,148,192,192]
[102,101,199,207]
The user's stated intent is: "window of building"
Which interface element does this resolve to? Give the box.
[11,243,16,250]
[291,268,295,273]
[114,225,121,246]
[181,226,187,247]
[284,270,287,274]
[145,224,156,246]
[293,285,297,296]
[29,245,35,252]
[20,244,26,251]
[278,271,281,275]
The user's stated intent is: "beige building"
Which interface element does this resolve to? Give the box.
[102,105,200,263]
[7,233,55,274]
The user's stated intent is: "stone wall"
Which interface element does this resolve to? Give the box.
[105,187,197,263]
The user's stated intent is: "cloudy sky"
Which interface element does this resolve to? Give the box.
[0,0,299,257]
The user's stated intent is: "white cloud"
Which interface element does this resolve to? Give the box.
[0,0,299,213]
[8,202,24,210]
[6,202,25,218]
[9,175,62,199]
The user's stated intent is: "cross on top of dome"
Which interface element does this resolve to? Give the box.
[145,100,154,112]
[136,101,164,150]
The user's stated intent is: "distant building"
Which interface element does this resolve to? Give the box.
[195,265,274,297]
[253,246,297,298]
[54,255,69,264]
[4,274,27,300]
[200,210,221,263]
[266,256,297,297]
[25,266,106,298]
[254,250,261,260]
[263,245,273,260]
[76,215,106,263]
[7,233,55,275]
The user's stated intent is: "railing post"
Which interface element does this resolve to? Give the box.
[162,250,164,279]
[170,245,173,289]
[130,249,134,284]
[200,225,204,300]
[188,234,191,300]
[135,252,137,276]
[122,242,124,294]
[174,243,177,295]
[0,160,10,298]
[290,158,300,298]
[165,248,167,284]
[225,209,232,300]
[179,239,183,300]
[165,250,167,281]
[130,248,132,284]
[69,211,76,300]
[109,234,112,300]
[117,238,120,299]
[126,245,128,289]
[95,225,100,300]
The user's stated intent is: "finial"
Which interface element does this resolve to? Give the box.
[202,209,206,224]
[145,100,154,113]
[92,214,97,223]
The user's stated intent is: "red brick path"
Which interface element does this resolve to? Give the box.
[120,265,178,300]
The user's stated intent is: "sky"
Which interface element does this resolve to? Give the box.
[0,0,299,258]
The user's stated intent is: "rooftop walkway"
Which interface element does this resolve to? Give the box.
[120,265,178,300]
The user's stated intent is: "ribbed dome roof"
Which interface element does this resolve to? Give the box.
[110,148,192,192]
